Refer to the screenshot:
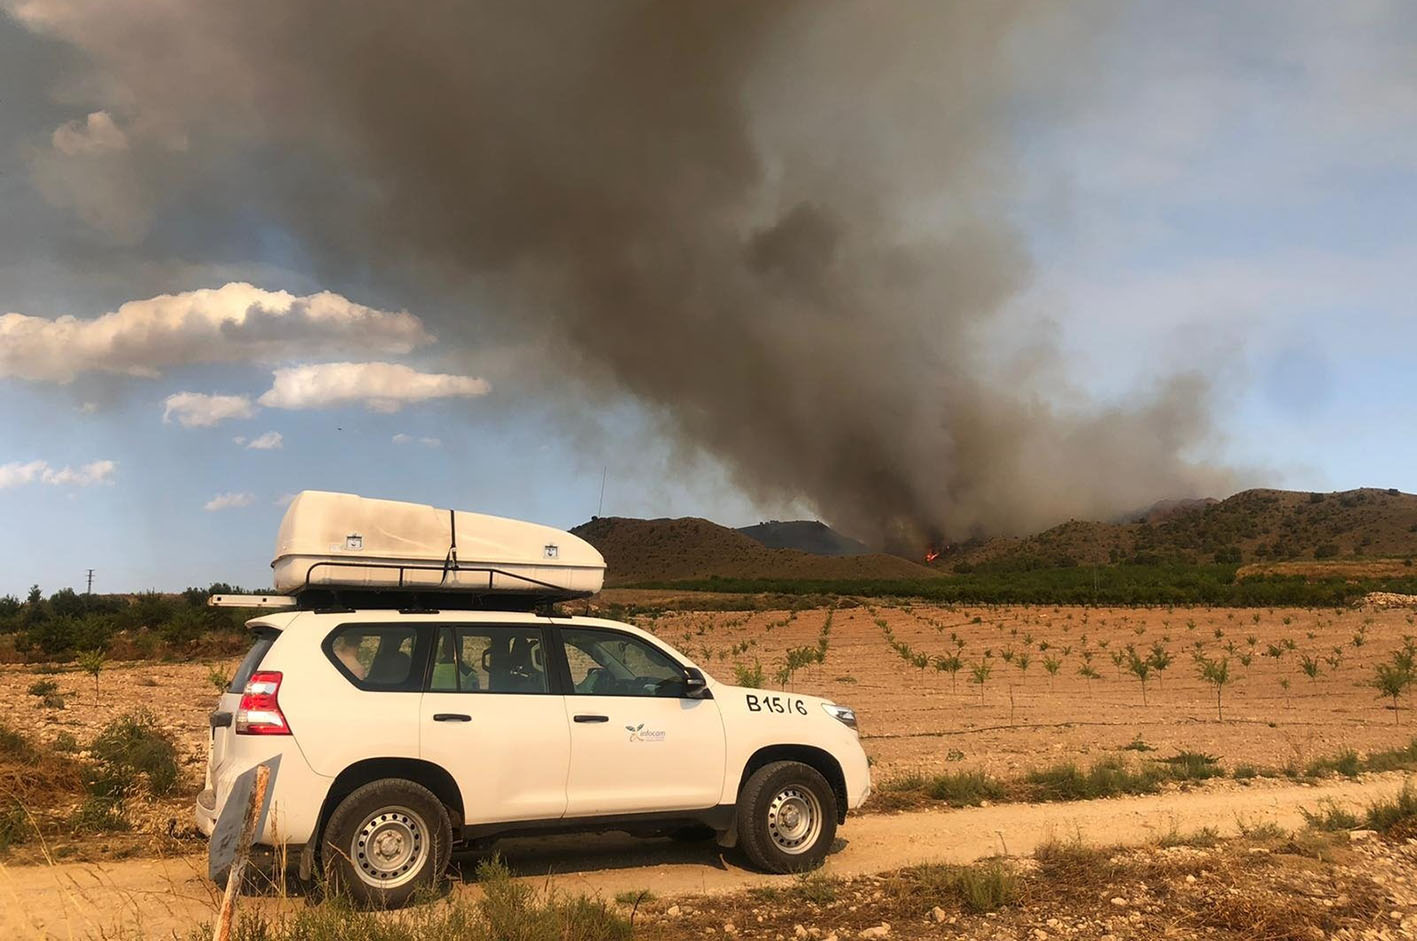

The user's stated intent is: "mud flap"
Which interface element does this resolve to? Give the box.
[208,756,280,882]
[716,818,738,849]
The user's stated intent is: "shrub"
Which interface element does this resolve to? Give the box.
[1024,757,1168,801]
[0,801,29,851]
[1161,751,1224,781]
[1033,837,1118,886]
[0,722,40,764]
[1364,739,1417,773]
[954,860,1020,913]
[87,710,180,799]
[200,864,632,941]
[791,869,839,903]
[882,769,1005,807]
[1364,783,1417,833]
[733,659,766,689]
[159,607,210,647]
[1300,799,1360,831]
[19,617,77,657]
[69,796,129,833]
[1307,749,1362,779]
[475,856,631,940]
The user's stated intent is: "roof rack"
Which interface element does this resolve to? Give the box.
[209,560,592,612]
[209,594,297,609]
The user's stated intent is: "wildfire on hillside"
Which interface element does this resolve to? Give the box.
[924,547,941,564]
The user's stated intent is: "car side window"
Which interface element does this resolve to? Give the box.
[561,627,686,698]
[428,625,549,694]
[325,624,424,691]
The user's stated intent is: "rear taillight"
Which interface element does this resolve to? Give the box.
[236,671,291,735]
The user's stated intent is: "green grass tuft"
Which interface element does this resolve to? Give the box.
[1300,798,1361,831]
[1363,783,1417,833]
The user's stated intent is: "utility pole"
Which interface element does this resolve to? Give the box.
[597,466,607,518]
[85,568,94,595]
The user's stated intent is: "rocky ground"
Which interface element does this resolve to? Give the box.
[636,827,1417,940]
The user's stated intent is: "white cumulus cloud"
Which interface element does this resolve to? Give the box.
[0,283,432,383]
[204,491,255,511]
[244,431,284,450]
[0,459,116,489]
[163,392,255,428]
[260,362,490,413]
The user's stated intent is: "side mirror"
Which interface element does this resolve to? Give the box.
[683,667,711,699]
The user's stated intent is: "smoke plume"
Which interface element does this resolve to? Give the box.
[9,1,1234,547]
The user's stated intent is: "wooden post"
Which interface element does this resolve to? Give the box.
[213,763,271,941]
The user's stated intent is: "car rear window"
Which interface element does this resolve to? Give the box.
[228,630,278,693]
[324,624,428,691]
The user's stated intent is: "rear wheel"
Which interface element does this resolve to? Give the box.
[321,779,451,908]
[736,760,837,873]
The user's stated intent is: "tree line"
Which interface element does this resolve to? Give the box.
[631,564,1417,607]
[0,584,260,659]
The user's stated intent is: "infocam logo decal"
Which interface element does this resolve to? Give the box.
[625,723,666,743]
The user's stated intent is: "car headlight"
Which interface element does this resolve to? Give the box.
[822,702,858,731]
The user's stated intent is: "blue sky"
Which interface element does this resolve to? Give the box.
[2,3,1416,595]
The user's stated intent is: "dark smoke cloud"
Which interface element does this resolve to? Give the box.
[9,0,1236,547]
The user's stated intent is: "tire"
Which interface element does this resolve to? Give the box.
[736,760,837,873]
[321,779,452,908]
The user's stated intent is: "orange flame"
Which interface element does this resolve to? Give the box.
[924,547,941,563]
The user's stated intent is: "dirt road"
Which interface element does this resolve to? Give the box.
[3,772,1411,939]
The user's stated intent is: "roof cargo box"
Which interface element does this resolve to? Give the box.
[271,491,604,599]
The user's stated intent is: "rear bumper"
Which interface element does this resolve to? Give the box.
[200,740,333,848]
[195,787,218,837]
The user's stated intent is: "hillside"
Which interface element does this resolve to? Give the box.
[737,520,869,556]
[571,517,938,586]
[947,487,1417,569]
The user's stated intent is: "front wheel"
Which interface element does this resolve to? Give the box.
[736,761,837,873]
[321,778,452,908]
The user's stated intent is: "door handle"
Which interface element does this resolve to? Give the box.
[573,714,609,723]
[433,713,472,722]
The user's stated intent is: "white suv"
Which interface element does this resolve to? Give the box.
[197,608,871,907]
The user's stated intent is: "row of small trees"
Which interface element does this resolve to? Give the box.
[880,609,1417,725]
